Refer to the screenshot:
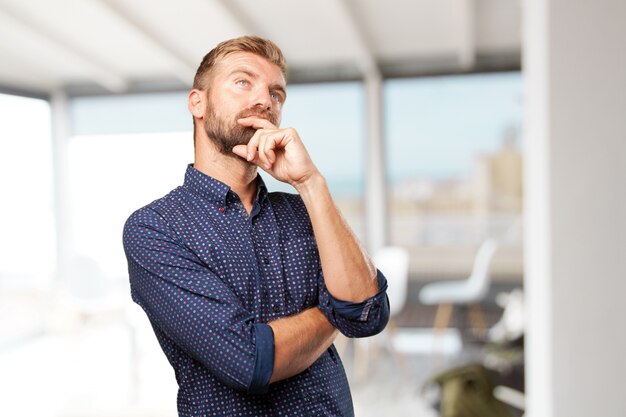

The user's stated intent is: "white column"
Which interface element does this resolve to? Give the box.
[364,72,387,254]
[524,1,626,416]
[50,90,73,283]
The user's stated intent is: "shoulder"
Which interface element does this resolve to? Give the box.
[123,187,186,240]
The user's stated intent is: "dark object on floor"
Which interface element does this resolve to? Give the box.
[426,364,516,417]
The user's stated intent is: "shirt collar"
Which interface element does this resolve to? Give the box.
[184,164,269,206]
[255,175,269,205]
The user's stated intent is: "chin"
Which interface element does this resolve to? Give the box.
[233,127,257,146]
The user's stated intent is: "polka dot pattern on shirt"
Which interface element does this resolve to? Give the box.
[123,165,389,416]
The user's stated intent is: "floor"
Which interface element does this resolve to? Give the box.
[0,297,511,417]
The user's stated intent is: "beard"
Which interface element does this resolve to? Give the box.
[203,101,279,156]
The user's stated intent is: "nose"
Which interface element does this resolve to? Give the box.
[251,85,272,110]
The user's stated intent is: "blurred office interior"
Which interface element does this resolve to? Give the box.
[0,1,624,416]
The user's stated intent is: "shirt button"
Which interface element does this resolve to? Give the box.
[263,256,270,265]
[272,303,280,313]
[219,207,225,213]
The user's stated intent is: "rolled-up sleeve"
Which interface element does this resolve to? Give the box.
[318,270,390,338]
[123,207,274,394]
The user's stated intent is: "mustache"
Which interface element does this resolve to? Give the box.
[236,107,278,126]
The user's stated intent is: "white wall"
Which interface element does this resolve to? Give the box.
[524,1,626,416]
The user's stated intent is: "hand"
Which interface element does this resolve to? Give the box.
[232,116,320,187]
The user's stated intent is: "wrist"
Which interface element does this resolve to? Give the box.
[293,172,327,199]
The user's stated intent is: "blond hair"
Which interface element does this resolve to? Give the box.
[193,36,287,89]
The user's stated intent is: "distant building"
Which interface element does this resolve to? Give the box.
[389,128,524,247]
[472,128,523,213]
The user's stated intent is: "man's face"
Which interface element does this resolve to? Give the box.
[202,52,286,155]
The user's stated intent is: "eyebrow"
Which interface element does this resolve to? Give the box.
[230,69,257,80]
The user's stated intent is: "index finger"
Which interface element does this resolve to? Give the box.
[237,116,277,130]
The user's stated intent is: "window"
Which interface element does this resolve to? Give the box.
[384,73,523,278]
[66,132,193,280]
[0,93,54,290]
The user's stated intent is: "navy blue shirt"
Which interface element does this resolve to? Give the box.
[123,165,389,416]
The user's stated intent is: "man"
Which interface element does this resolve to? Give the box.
[123,36,389,416]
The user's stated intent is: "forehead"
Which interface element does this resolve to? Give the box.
[213,51,286,86]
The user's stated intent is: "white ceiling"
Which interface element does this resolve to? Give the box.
[0,0,521,96]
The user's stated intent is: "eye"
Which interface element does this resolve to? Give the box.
[270,92,284,102]
[236,79,250,87]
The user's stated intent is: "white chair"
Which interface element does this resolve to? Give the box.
[418,239,498,335]
[373,246,410,319]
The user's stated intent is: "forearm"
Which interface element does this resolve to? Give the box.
[268,307,337,383]
[295,173,378,302]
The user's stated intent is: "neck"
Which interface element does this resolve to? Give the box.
[194,134,258,210]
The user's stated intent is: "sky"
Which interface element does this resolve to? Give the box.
[385,72,523,181]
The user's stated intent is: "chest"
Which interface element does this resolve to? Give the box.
[176,201,320,321]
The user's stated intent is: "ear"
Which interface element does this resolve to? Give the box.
[188,89,206,119]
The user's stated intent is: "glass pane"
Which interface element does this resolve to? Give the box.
[0,93,54,289]
[385,72,523,279]
[66,131,193,280]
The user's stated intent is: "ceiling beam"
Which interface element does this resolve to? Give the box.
[0,5,127,93]
[0,82,49,100]
[60,52,521,97]
[332,0,380,79]
[0,39,58,93]
[96,0,197,86]
[212,0,262,35]
[458,0,476,69]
